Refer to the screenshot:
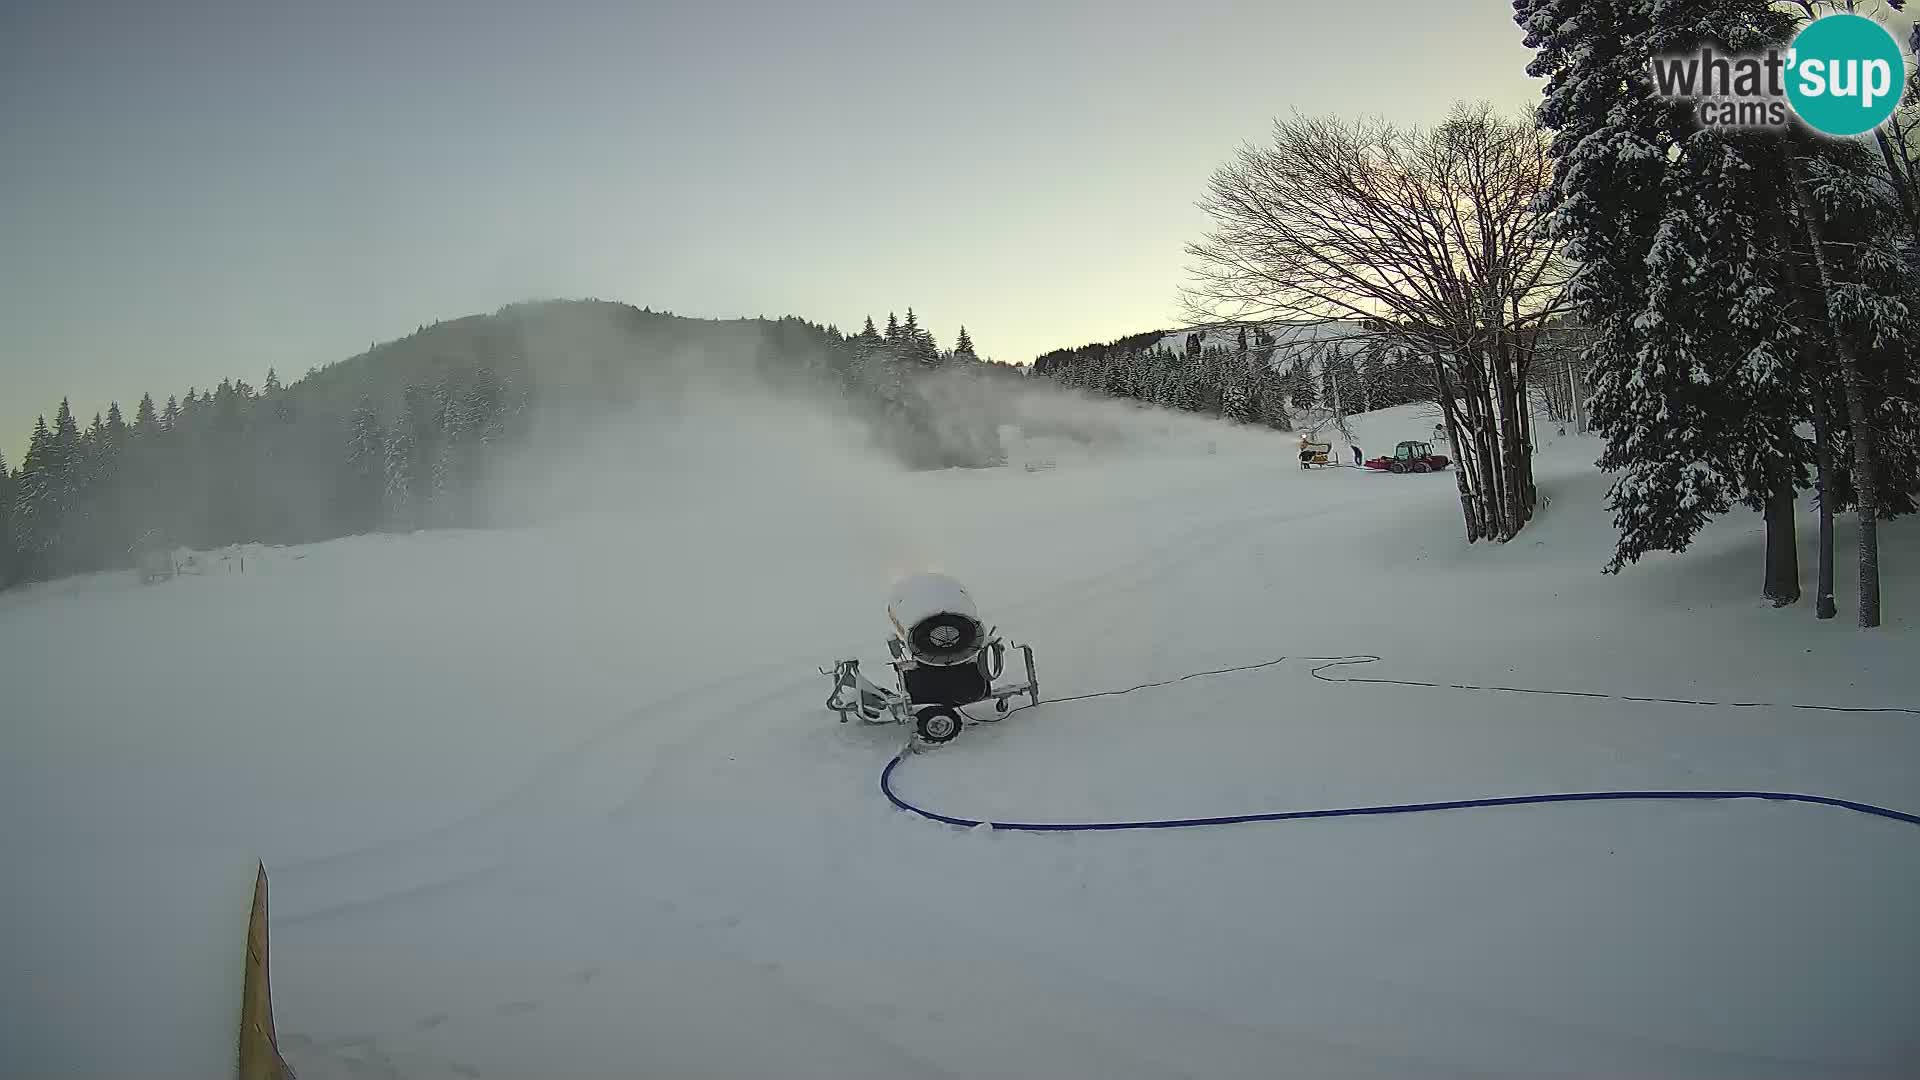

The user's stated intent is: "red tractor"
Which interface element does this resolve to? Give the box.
[1364,440,1450,474]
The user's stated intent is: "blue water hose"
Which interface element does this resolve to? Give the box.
[880,655,1920,834]
[882,756,1920,832]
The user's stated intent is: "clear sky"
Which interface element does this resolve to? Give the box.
[1,0,1543,460]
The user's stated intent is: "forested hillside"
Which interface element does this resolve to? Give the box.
[0,300,1019,587]
[1030,320,1451,430]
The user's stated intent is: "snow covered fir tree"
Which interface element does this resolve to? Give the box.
[1517,0,1920,626]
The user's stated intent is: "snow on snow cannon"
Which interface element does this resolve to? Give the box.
[824,572,1040,744]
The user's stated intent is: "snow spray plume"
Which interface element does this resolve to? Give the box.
[464,310,1294,653]
[477,329,937,605]
[911,365,1290,466]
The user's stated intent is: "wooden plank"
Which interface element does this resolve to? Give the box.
[238,863,292,1080]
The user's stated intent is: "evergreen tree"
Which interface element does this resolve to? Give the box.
[396,385,436,523]
[52,399,80,470]
[100,403,130,552]
[161,396,181,431]
[432,374,476,519]
[10,417,55,572]
[346,397,385,533]
[0,450,13,585]
[1252,368,1292,429]
[1288,359,1317,411]
[44,400,83,565]
[954,326,978,362]
[1517,0,1902,615]
[1175,357,1205,412]
[884,312,901,346]
[383,411,415,530]
[213,378,243,431]
[901,308,939,366]
[1220,373,1250,423]
[1784,132,1920,625]
[121,393,166,551]
[467,368,508,447]
[21,417,51,473]
[1522,0,1681,494]
[1156,351,1182,408]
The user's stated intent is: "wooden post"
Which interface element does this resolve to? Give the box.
[238,863,292,1080]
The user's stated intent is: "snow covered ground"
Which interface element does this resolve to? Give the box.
[4,399,1917,1079]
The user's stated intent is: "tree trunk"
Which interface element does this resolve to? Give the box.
[1434,360,1483,542]
[1567,353,1587,434]
[1763,461,1800,607]
[1788,146,1883,628]
[1502,383,1527,533]
[1506,340,1538,522]
[1813,396,1838,620]
[1497,347,1534,530]
[1460,352,1507,540]
[1489,334,1523,539]
[1466,393,1501,537]
[1775,194,1839,621]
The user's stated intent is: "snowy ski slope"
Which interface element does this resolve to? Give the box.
[3,403,1917,1079]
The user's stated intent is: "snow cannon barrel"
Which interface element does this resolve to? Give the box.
[887,573,986,667]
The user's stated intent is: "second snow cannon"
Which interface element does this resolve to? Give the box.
[824,572,1040,744]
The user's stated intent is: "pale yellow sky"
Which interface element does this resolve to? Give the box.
[2,0,1549,460]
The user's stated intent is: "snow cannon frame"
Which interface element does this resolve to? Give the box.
[824,573,1040,745]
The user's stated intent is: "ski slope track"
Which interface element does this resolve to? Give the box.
[4,404,1918,1079]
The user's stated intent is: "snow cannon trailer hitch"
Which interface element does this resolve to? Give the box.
[824,573,1040,745]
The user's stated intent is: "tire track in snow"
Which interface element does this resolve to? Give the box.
[275,657,809,873]
[284,815,965,1080]
[273,668,818,925]
[997,491,1378,628]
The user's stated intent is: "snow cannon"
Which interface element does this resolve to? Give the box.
[825,572,1040,744]
[888,573,986,667]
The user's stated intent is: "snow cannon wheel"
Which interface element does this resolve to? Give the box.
[915,706,964,744]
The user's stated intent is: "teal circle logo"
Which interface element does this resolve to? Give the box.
[1786,13,1907,137]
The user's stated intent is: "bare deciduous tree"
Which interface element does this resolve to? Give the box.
[1183,104,1569,541]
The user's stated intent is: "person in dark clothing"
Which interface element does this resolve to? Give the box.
[1351,445,1363,466]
